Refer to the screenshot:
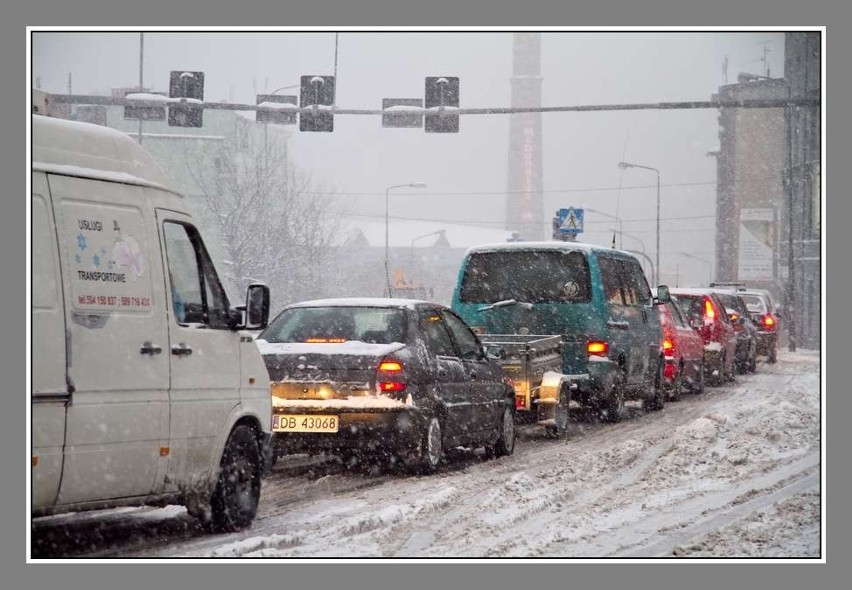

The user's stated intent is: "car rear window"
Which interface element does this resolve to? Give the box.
[261,307,408,344]
[459,250,591,304]
[740,294,768,315]
[673,294,705,322]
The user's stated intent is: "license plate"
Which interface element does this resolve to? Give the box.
[273,414,339,433]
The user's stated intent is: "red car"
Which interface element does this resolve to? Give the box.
[670,288,738,386]
[659,296,706,399]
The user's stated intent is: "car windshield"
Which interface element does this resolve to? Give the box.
[260,306,408,344]
[459,250,591,304]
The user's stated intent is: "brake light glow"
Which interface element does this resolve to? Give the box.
[305,337,346,343]
[704,299,715,320]
[378,361,403,373]
[587,341,608,356]
[663,338,674,353]
[762,314,776,330]
[377,359,406,393]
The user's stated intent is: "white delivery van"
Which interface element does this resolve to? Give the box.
[31,94,273,532]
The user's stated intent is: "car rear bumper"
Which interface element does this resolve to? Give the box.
[271,407,424,457]
[755,331,777,355]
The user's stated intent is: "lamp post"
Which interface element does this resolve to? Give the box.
[618,161,661,285]
[385,182,427,297]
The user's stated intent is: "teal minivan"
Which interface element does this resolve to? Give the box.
[451,241,671,422]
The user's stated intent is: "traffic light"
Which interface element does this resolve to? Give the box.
[299,75,335,132]
[256,94,298,125]
[168,71,205,128]
[424,76,459,133]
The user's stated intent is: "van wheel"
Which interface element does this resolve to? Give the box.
[643,358,666,412]
[601,370,626,423]
[209,424,262,533]
[485,407,516,458]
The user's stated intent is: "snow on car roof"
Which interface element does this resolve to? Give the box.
[464,240,635,257]
[670,287,716,296]
[284,297,431,309]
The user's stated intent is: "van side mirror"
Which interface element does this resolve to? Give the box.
[654,285,671,304]
[245,283,270,330]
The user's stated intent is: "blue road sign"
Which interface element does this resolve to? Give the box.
[557,208,584,234]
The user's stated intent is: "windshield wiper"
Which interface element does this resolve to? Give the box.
[478,299,533,312]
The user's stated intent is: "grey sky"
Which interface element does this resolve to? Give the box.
[31,29,786,286]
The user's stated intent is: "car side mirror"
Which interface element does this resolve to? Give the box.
[654,285,671,304]
[485,344,506,361]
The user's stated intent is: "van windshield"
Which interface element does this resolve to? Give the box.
[459,250,591,304]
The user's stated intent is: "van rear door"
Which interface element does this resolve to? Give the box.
[50,175,170,505]
[31,172,67,509]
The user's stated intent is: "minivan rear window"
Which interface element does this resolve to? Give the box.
[459,250,591,304]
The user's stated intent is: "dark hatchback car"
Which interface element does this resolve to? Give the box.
[255,298,516,473]
[711,290,759,374]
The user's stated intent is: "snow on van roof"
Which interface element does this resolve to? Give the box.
[32,114,175,190]
[284,297,431,309]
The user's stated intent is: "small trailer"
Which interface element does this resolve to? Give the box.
[480,334,581,436]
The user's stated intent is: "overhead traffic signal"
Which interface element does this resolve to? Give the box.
[168,70,205,127]
[256,94,298,125]
[424,76,459,133]
[299,75,335,132]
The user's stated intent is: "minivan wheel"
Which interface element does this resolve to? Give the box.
[486,407,516,458]
[209,424,262,533]
[643,358,666,412]
[601,371,626,423]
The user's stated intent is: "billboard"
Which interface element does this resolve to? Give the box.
[738,208,776,281]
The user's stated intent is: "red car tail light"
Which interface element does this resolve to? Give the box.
[377,359,406,393]
[664,362,676,380]
[762,314,776,331]
[704,298,716,321]
[662,337,674,354]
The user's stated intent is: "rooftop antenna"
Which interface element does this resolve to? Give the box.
[757,40,773,78]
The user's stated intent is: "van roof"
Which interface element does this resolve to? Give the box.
[31,114,176,192]
[464,240,635,257]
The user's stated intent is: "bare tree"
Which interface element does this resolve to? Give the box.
[182,129,340,310]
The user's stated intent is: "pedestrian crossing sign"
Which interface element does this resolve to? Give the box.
[557,207,584,234]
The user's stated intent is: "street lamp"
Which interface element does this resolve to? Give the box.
[385,182,427,297]
[618,161,661,285]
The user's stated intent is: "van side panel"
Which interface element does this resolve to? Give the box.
[49,175,170,505]
[31,172,67,509]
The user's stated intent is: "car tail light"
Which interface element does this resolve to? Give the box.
[377,359,406,393]
[704,298,716,321]
[587,340,608,357]
[663,337,674,354]
[664,362,676,380]
[762,314,776,331]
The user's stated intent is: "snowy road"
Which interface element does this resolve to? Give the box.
[31,350,821,559]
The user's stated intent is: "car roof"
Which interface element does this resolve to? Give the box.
[284,297,435,310]
[464,240,637,257]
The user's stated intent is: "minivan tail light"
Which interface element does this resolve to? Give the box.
[587,341,608,356]
[377,358,406,393]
